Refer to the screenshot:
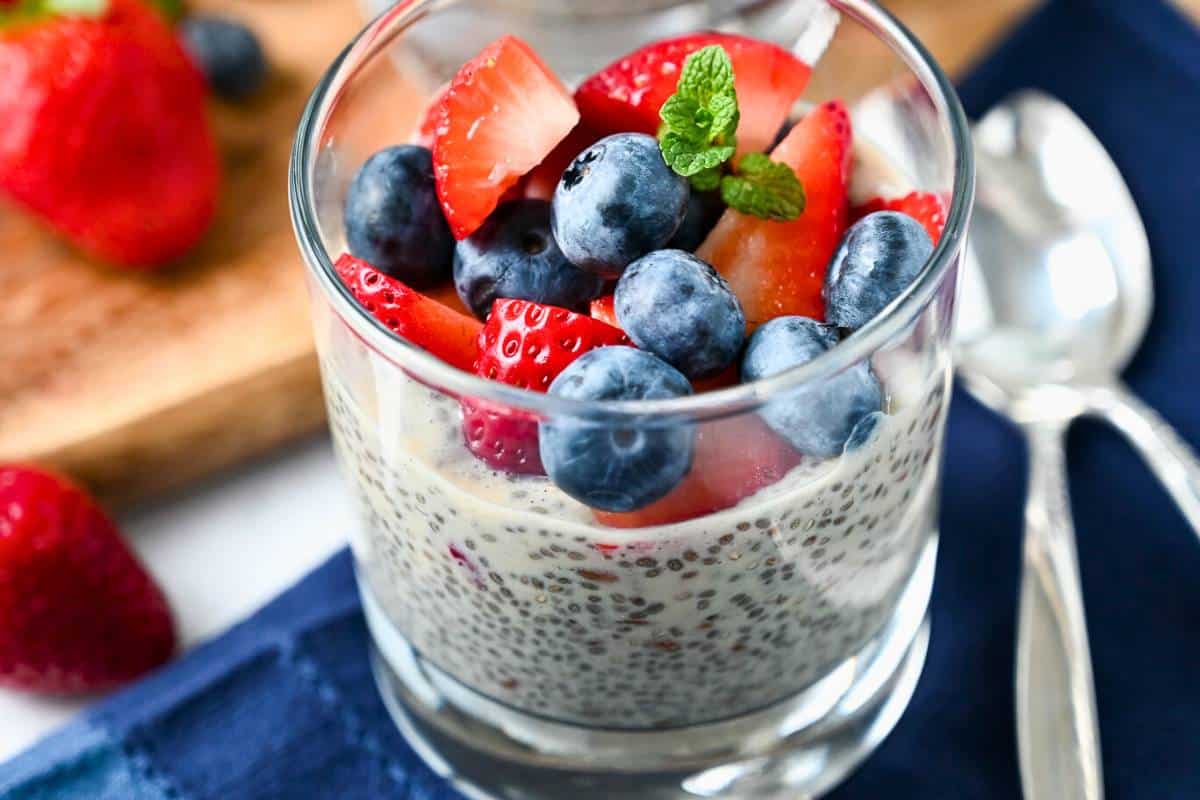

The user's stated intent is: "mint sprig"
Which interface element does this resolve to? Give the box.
[1,0,106,24]
[656,44,805,222]
[721,153,806,222]
[657,45,739,179]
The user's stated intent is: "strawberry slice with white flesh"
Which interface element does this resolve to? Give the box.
[433,35,579,240]
[697,100,853,326]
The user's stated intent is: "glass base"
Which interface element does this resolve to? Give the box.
[362,538,936,800]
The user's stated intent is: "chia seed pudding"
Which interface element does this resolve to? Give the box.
[318,281,949,729]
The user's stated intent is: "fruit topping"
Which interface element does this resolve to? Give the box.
[344,145,454,288]
[334,253,481,372]
[462,299,629,474]
[433,35,579,239]
[614,249,745,379]
[823,210,933,330]
[698,100,853,326]
[574,32,811,154]
[539,347,694,511]
[551,133,688,276]
[589,295,621,329]
[412,84,448,148]
[667,189,725,251]
[594,415,801,527]
[741,316,881,458]
[524,122,604,201]
[852,190,948,245]
[453,199,605,319]
[460,399,545,476]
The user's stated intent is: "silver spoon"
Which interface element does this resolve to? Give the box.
[956,90,1200,798]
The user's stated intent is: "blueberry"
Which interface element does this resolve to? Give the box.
[454,199,605,319]
[823,211,933,330]
[741,316,883,458]
[343,145,453,288]
[179,15,267,101]
[539,347,695,511]
[615,250,745,379]
[551,133,688,277]
[666,189,724,251]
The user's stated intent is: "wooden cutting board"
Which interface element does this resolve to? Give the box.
[3,0,1191,508]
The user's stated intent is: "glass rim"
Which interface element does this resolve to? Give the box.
[289,0,975,422]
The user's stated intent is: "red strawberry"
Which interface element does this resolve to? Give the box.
[334,254,481,372]
[0,465,175,693]
[574,32,811,154]
[425,281,475,319]
[463,299,629,474]
[852,190,948,245]
[595,415,801,528]
[418,81,530,201]
[411,83,448,149]
[0,0,219,268]
[698,100,853,327]
[460,399,545,476]
[589,294,620,329]
[433,35,579,239]
[524,122,603,201]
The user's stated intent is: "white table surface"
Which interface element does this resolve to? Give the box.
[0,435,354,764]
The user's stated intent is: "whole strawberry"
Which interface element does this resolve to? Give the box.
[0,0,219,268]
[0,465,176,693]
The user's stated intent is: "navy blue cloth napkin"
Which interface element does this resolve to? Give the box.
[4,0,1199,797]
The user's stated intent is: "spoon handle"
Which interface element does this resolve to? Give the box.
[1016,420,1104,800]
[1084,382,1200,534]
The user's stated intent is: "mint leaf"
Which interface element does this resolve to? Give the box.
[44,0,106,15]
[677,44,735,105]
[658,45,739,179]
[721,153,806,221]
[689,166,722,192]
[660,132,734,177]
[707,94,739,145]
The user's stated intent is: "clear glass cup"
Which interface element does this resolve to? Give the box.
[290,2,973,797]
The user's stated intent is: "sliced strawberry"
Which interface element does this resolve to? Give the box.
[595,415,801,528]
[433,36,579,239]
[852,190,948,245]
[524,122,604,201]
[574,32,811,154]
[589,294,620,329]
[461,399,545,475]
[425,281,475,319]
[697,100,853,327]
[334,254,481,372]
[411,84,448,149]
[463,299,629,474]
[475,298,630,391]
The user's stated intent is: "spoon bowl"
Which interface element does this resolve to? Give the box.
[956,91,1151,418]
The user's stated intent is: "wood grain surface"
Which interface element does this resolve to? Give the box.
[1,0,1193,507]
